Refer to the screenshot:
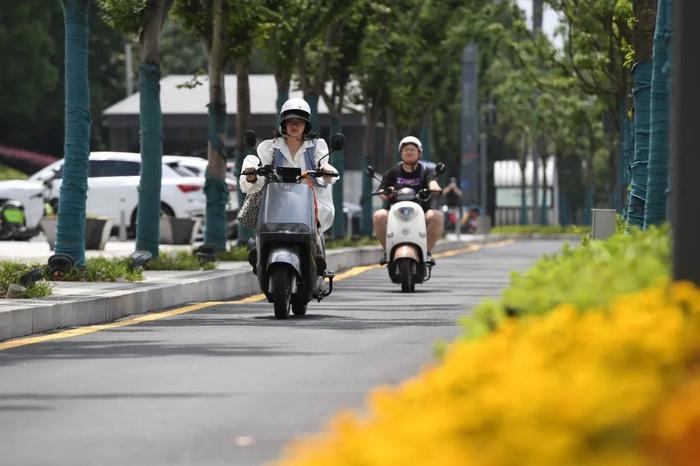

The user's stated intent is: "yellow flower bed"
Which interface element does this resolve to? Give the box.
[275,283,700,466]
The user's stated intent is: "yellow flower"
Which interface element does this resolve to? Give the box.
[274,283,700,466]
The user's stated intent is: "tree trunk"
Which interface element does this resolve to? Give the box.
[135,0,170,256]
[203,0,228,250]
[274,69,291,116]
[361,104,375,236]
[519,159,527,225]
[540,155,548,225]
[236,57,253,246]
[419,116,433,162]
[330,113,345,238]
[56,0,90,267]
[385,107,397,167]
[644,0,671,227]
[626,0,657,228]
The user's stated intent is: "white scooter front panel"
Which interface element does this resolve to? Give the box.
[385,200,427,263]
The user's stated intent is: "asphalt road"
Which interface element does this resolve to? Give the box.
[0,239,567,466]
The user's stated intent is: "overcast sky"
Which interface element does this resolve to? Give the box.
[515,0,563,48]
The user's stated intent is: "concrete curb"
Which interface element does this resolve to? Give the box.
[0,236,495,342]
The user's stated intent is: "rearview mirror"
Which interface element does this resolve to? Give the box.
[435,162,446,175]
[330,133,344,151]
[244,130,257,150]
[365,166,375,178]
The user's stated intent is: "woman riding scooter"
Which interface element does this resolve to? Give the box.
[372,136,443,264]
[239,98,339,270]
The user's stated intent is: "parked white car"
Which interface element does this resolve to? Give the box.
[0,152,235,238]
[162,155,239,210]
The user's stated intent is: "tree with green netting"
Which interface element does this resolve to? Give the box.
[173,0,274,250]
[626,0,657,229]
[99,0,174,258]
[55,0,91,267]
[644,0,672,228]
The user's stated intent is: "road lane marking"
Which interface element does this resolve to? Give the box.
[0,301,227,351]
[0,243,499,351]
[433,239,513,259]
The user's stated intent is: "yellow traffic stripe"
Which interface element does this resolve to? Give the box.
[0,242,500,351]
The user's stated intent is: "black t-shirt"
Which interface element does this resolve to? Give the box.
[379,163,437,211]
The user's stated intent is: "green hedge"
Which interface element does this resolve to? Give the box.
[463,225,671,338]
[490,224,591,235]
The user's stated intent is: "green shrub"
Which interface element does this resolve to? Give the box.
[147,250,216,271]
[491,224,591,235]
[462,225,671,338]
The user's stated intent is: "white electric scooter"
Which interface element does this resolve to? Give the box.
[366,163,445,293]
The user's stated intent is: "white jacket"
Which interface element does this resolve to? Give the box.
[239,137,339,232]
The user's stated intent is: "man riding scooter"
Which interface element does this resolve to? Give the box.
[372,136,444,265]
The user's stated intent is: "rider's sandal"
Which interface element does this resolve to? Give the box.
[426,252,436,267]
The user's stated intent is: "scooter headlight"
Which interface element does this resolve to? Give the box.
[395,206,416,222]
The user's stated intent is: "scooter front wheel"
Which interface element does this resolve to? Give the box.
[271,266,292,319]
[291,295,307,316]
[397,258,415,293]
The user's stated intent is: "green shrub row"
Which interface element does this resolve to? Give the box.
[463,225,671,338]
[490,224,591,235]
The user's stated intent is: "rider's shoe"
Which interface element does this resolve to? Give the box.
[379,252,387,265]
[426,252,436,267]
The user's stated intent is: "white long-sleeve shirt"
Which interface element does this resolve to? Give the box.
[239,136,339,232]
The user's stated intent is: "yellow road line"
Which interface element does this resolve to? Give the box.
[433,239,513,259]
[0,301,228,351]
[0,243,498,351]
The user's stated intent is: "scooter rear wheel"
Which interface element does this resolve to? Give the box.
[397,258,415,293]
[271,266,292,319]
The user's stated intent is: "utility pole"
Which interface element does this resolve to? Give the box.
[460,44,479,206]
[671,0,700,285]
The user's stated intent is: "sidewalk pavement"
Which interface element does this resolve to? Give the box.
[0,235,493,343]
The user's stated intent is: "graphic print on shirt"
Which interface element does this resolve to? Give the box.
[395,175,422,188]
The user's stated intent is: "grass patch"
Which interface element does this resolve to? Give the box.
[147,250,216,271]
[0,261,53,298]
[63,257,144,282]
[326,236,379,249]
[216,245,248,261]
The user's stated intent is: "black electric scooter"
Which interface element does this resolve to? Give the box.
[240,131,344,319]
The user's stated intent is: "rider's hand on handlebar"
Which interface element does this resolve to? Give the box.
[379,186,395,201]
[242,168,258,183]
[316,164,339,182]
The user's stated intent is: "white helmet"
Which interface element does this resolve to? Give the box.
[398,135,423,153]
[280,98,312,134]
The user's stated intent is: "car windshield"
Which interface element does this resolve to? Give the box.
[167,163,198,177]
[28,156,188,180]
